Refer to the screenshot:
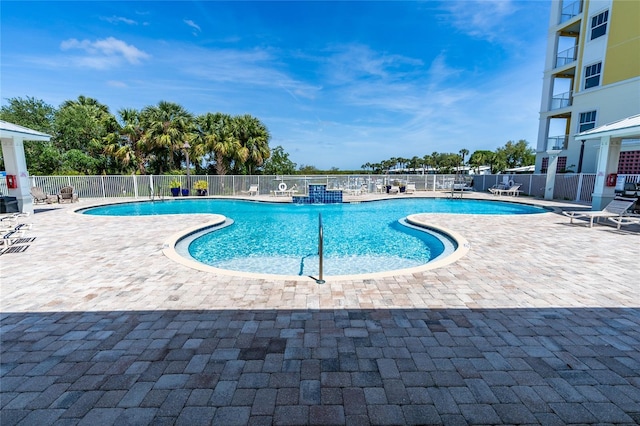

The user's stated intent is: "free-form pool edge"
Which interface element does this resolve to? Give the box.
[162,212,470,282]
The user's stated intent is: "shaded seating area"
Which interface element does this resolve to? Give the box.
[562,197,636,228]
[58,186,79,203]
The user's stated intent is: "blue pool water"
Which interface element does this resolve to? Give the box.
[83,198,545,276]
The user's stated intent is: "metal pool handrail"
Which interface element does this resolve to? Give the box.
[317,213,325,284]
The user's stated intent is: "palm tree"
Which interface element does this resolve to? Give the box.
[105,108,147,174]
[140,101,194,174]
[231,114,271,175]
[459,148,469,171]
[195,112,239,175]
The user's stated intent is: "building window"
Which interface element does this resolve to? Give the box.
[591,10,608,40]
[578,111,597,132]
[584,62,602,89]
[541,156,567,173]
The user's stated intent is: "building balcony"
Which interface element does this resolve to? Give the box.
[547,135,568,152]
[550,91,572,110]
[560,0,582,24]
[555,46,577,68]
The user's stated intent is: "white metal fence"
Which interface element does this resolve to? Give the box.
[2,173,639,203]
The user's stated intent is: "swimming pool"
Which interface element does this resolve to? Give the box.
[82,198,545,277]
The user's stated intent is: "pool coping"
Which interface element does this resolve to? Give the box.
[159,212,471,282]
[71,194,555,282]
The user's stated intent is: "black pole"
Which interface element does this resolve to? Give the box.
[577,139,585,173]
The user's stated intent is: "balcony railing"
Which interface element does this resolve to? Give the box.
[547,135,568,151]
[560,0,582,23]
[550,91,572,110]
[555,46,577,68]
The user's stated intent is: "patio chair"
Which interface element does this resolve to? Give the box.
[489,184,521,196]
[562,197,636,228]
[241,184,259,196]
[58,186,79,203]
[30,186,57,204]
[405,183,416,194]
[1,228,26,247]
[607,215,640,230]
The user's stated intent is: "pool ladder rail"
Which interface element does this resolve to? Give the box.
[317,213,325,284]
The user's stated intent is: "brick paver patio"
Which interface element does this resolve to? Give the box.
[1,193,638,425]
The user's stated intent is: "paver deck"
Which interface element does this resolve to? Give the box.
[1,193,639,425]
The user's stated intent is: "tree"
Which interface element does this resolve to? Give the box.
[229,114,271,175]
[195,112,239,175]
[0,96,58,174]
[140,101,194,174]
[298,164,320,174]
[459,148,469,169]
[104,108,147,174]
[496,140,535,169]
[469,150,493,174]
[0,96,55,134]
[54,96,115,174]
[263,146,297,175]
[408,156,421,174]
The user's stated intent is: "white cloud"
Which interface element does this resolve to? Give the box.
[440,0,516,42]
[60,37,150,69]
[101,15,137,25]
[183,19,201,35]
[174,46,321,100]
[107,80,128,88]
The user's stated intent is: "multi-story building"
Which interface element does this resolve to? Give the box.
[535,0,640,178]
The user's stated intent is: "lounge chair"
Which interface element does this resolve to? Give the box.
[489,184,521,196]
[58,186,79,203]
[388,185,401,195]
[562,197,636,228]
[1,229,26,247]
[405,183,416,194]
[607,215,640,230]
[241,184,259,196]
[30,186,57,204]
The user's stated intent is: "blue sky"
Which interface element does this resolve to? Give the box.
[1,0,550,170]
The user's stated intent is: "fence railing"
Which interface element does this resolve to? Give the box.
[2,173,638,204]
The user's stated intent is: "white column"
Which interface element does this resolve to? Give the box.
[544,152,560,200]
[1,137,33,214]
[592,136,621,210]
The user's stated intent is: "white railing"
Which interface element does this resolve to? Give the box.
[555,46,577,68]
[560,0,582,23]
[550,91,572,110]
[546,135,568,151]
[2,173,636,205]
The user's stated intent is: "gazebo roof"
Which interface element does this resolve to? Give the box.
[0,120,51,141]
[575,114,640,140]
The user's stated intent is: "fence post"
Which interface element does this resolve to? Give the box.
[133,175,138,198]
[575,173,584,202]
[101,176,106,198]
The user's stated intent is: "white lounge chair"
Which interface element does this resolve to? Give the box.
[489,184,521,196]
[405,183,416,194]
[1,229,26,247]
[607,215,640,230]
[242,184,259,196]
[562,197,636,228]
[388,185,400,195]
